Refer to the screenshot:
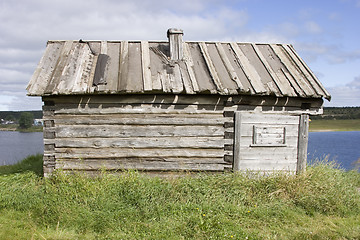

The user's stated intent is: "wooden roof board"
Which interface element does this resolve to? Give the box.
[287,45,331,99]
[221,43,254,94]
[126,42,143,93]
[188,42,217,93]
[238,43,277,94]
[27,41,64,95]
[206,43,238,93]
[27,40,331,101]
[255,44,297,97]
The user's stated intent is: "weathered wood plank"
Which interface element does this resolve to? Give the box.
[171,64,184,93]
[53,114,225,125]
[275,45,316,96]
[283,45,323,96]
[27,42,64,95]
[55,148,224,158]
[55,43,90,94]
[103,42,120,92]
[233,112,242,171]
[297,114,309,173]
[230,42,267,94]
[56,159,227,171]
[141,41,152,91]
[178,60,195,94]
[183,42,200,92]
[71,44,95,94]
[55,136,224,149]
[269,44,308,97]
[118,41,129,91]
[238,160,297,171]
[126,42,143,92]
[235,113,299,124]
[238,125,299,138]
[252,44,284,96]
[287,44,331,98]
[199,42,227,94]
[54,103,225,115]
[216,42,243,89]
[44,41,74,94]
[55,125,224,138]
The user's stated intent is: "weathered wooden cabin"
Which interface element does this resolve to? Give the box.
[27,29,330,176]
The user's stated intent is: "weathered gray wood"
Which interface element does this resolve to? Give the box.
[27,42,64,95]
[216,42,243,89]
[55,136,224,149]
[71,44,95,94]
[55,148,224,158]
[178,60,195,94]
[118,41,129,91]
[53,114,225,125]
[283,45,323,96]
[126,42,143,92]
[276,45,316,97]
[238,160,297,171]
[199,42,227,94]
[141,41,152,91]
[55,125,224,138]
[183,42,200,92]
[171,64,184,93]
[297,114,309,173]
[56,159,227,171]
[287,44,331,99]
[54,103,225,115]
[44,41,74,94]
[252,44,284,96]
[236,113,299,124]
[233,112,241,171]
[256,44,297,97]
[103,42,120,92]
[270,44,308,97]
[230,42,267,94]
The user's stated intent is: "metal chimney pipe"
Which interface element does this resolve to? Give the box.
[167,28,183,61]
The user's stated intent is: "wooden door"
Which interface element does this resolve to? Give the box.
[233,112,308,172]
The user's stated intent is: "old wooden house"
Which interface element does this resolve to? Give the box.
[27,29,330,176]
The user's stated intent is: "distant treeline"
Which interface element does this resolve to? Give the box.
[312,107,360,120]
[0,111,42,121]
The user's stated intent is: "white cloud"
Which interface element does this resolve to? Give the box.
[304,21,322,34]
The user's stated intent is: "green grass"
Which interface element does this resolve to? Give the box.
[0,154,43,176]
[309,119,360,132]
[0,155,360,239]
[0,124,43,132]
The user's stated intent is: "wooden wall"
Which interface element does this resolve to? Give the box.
[42,95,317,175]
[42,95,233,175]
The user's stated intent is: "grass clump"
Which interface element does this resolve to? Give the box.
[0,154,43,176]
[0,157,360,239]
[309,119,360,131]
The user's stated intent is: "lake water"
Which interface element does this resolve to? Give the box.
[0,131,44,166]
[308,131,360,171]
[0,130,359,171]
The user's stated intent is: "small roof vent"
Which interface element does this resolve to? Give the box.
[167,28,183,61]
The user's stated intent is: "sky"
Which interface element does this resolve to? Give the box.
[0,0,359,111]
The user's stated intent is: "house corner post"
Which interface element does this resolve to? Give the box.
[297,114,309,174]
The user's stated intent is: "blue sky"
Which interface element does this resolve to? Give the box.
[0,0,359,110]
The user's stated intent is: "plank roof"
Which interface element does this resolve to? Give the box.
[27,40,331,100]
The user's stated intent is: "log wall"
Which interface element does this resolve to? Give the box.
[42,95,319,175]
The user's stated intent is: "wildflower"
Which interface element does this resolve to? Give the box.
[230,235,234,238]
[202,214,206,216]
[247,210,251,213]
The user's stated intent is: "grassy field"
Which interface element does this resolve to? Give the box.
[0,155,360,239]
[0,124,43,132]
[309,119,360,132]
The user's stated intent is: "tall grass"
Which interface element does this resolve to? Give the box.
[0,155,359,239]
